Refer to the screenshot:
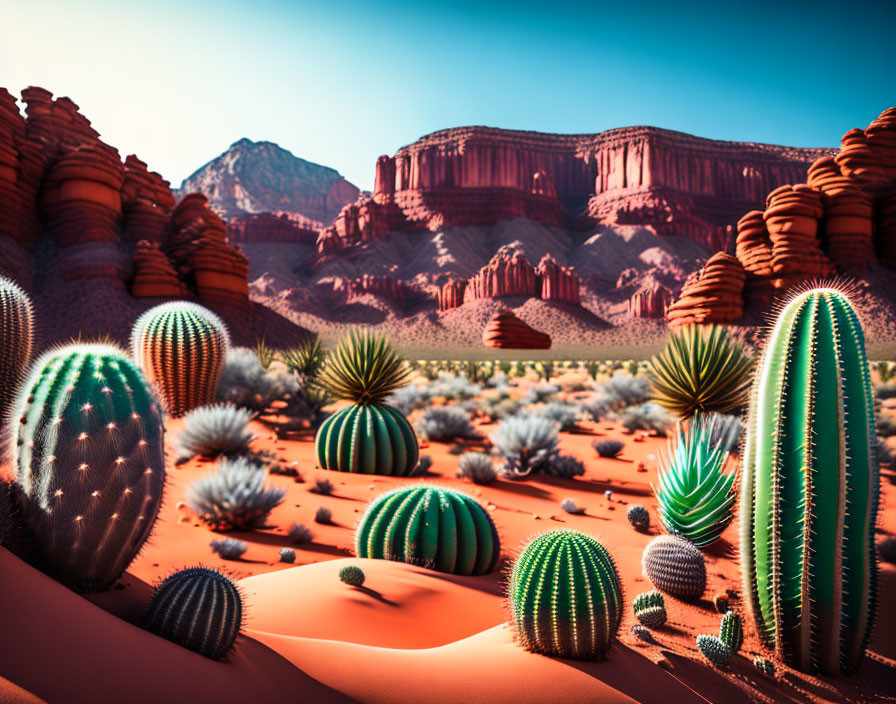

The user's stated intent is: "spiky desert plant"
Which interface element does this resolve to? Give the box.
[9,343,165,592]
[509,530,623,660]
[633,590,667,628]
[653,413,736,547]
[174,404,254,461]
[416,406,476,442]
[288,522,314,544]
[697,634,731,667]
[456,451,497,485]
[593,439,624,458]
[216,347,289,412]
[281,335,327,383]
[720,610,743,654]
[647,324,753,417]
[535,401,582,431]
[314,506,332,524]
[146,567,242,660]
[209,537,248,560]
[131,301,230,417]
[740,288,879,676]
[355,485,499,575]
[255,338,275,370]
[339,565,365,586]
[491,413,560,478]
[620,402,674,436]
[546,454,585,479]
[312,478,334,495]
[627,505,650,532]
[315,330,418,476]
[187,457,284,531]
[753,656,776,677]
[642,535,706,601]
[0,276,34,416]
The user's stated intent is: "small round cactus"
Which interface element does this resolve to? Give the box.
[753,656,776,677]
[697,634,731,667]
[627,505,650,532]
[719,611,743,654]
[146,567,242,660]
[279,548,296,563]
[339,565,365,586]
[642,535,706,602]
[633,590,667,628]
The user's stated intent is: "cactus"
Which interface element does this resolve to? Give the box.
[145,567,242,660]
[630,624,656,644]
[339,565,365,586]
[315,330,419,475]
[753,656,776,677]
[627,505,650,532]
[131,301,230,417]
[642,535,706,602]
[740,288,879,676]
[9,343,165,592]
[509,530,623,660]
[279,548,296,563]
[355,485,499,575]
[720,611,743,654]
[696,634,731,667]
[633,590,667,628]
[0,276,34,416]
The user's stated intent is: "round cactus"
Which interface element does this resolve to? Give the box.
[697,634,731,667]
[146,567,242,660]
[339,565,365,586]
[633,590,667,628]
[131,301,230,417]
[0,276,34,416]
[627,505,650,532]
[9,343,165,592]
[642,535,706,602]
[355,485,499,575]
[719,610,743,654]
[509,530,623,660]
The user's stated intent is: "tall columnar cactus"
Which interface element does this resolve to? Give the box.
[355,485,499,575]
[315,330,418,475]
[131,301,230,417]
[509,530,623,660]
[9,343,165,592]
[146,567,242,660]
[741,288,879,676]
[0,276,34,416]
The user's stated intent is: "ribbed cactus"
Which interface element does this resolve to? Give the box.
[146,567,242,660]
[315,330,419,475]
[753,656,776,677]
[509,530,623,660]
[0,276,34,416]
[696,634,731,667]
[9,343,165,592]
[633,590,667,628]
[720,610,743,653]
[627,505,650,532]
[642,535,706,601]
[355,485,499,575]
[741,288,879,676]
[131,301,230,417]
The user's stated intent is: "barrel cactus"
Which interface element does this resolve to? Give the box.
[642,534,706,601]
[355,485,499,575]
[509,530,623,660]
[0,276,34,415]
[315,330,418,475]
[146,567,242,660]
[740,288,879,675]
[633,590,667,628]
[626,505,650,532]
[720,610,743,654]
[9,343,165,591]
[131,301,230,417]
[697,634,731,667]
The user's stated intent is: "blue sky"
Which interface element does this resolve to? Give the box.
[0,0,893,190]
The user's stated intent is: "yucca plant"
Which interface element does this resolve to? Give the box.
[653,413,737,547]
[255,339,276,370]
[315,330,418,475]
[647,325,753,417]
[281,335,327,384]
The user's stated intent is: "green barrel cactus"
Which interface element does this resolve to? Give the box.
[355,485,499,575]
[720,610,743,654]
[315,330,418,475]
[9,343,165,592]
[0,275,34,416]
[131,301,230,417]
[697,634,731,667]
[509,530,623,660]
[633,590,667,628]
[146,567,242,660]
[740,287,879,675]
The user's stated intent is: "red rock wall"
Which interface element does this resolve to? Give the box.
[437,279,467,312]
[337,274,411,307]
[629,280,673,319]
[227,212,319,245]
[536,254,580,304]
[464,250,539,302]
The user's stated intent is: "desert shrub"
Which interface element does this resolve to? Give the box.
[599,373,652,408]
[707,412,744,455]
[175,404,254,461]
[522,382,560,405]
[412,455,433,476]
[593,439,624,458]
[491,414,560,478]
[561,498,584,514]
[535,401,582,431]
[416,406,477,442]
[216,347,291,412]
[279,548,296,563]
[621,402,674,436]
[877,412,896,438]
[209,538,248,560]
[429,373,482,400]
[339,565,365,586]
[312,478,334,495]
[314,506,333,524]
[387,384,431,415]
[546,454,585,479]
[288,523,314,544]
[187,457,285,531]
[456,452,497,484]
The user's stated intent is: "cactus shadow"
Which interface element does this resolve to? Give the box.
[487,481,553,500]
[349,585,399,606]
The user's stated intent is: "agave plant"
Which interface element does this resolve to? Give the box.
[647,325,753,417]
[653,413,737,546]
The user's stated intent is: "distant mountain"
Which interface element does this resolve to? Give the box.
[179,138,360,225]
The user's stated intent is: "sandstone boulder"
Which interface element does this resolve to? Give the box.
[482,310,551,349]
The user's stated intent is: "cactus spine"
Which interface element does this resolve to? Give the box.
[509,530,623,660]
[741,288,879,675]
[355,485,499,575]
[146,567,242,660]
[131,301,230,417]
[0,276,34,417]
[10,343,165,591]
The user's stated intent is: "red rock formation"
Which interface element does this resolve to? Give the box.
[317,198,409,256]
[437,279,467,312]
[227,212,319,245]
[629,280,673,319]
[337,275,411,307]
[735,210,773,277]
[879,187,896,268]
[131,241,190,298]
[763,184,832,283]
[465,250,538,301]
[122,155,175,243]
[821,188,875,275]
[536,253,580,304]
[482,310,551,349]
[666,253,746,328]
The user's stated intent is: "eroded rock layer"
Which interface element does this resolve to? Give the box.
[482,310,552,349]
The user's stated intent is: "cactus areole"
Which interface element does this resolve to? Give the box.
[741,288,879,675]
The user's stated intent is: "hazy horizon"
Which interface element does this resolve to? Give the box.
[1,0,893,191]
